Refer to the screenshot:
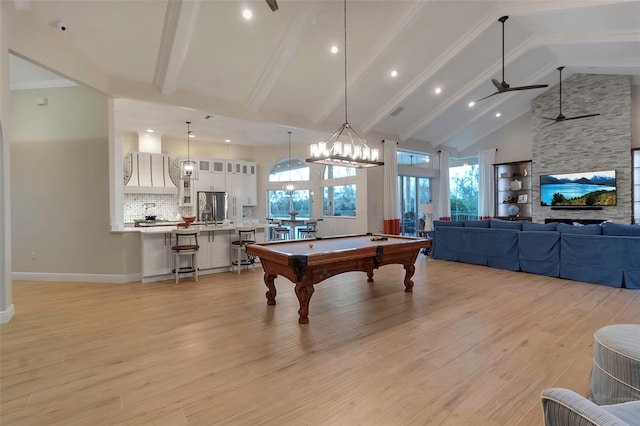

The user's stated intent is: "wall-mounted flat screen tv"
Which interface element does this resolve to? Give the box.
[540,170,616,206]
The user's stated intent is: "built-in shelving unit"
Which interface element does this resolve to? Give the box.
[495,160,532,221]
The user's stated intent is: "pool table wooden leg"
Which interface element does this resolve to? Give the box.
[403,263,415,292]
[367,269,374,282]
[264,273,277,305]
[294,284,314,324]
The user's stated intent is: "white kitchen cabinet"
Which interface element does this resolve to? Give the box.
[197,229,232,270]
[195,158,227,193]
[243,162,257,206]
[142,233,172,278]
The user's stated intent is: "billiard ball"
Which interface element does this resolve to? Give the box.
[308,243,314,248]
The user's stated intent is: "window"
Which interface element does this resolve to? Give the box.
[397,150,433,168]
[268,158,310,182]
[449,156,479,222]
[268,189,310,218]
[322,165,356,217]
[267,159,310,218]
[323,165,355,179]
[322,185,356,217]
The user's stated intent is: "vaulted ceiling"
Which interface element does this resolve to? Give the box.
[9,0,640,153]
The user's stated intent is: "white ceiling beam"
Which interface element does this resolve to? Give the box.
[360,8,500,133]
[502,0,639,16]
[311,0,431,125]
[247,2,322,113]
[153,0,200,96]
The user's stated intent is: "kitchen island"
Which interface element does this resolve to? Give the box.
[131,223,272,283]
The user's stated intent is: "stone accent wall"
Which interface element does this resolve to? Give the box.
[531,74,632,223]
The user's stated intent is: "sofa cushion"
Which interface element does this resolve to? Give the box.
[433,220,464,228]
[601,222,640,236]
[557,223,602,235]
[463,220,490,228]
[522,221,557,232]
[490,219,522,230]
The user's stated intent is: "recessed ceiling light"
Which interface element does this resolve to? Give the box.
[468,101,475,108]
[495,112,502,118]
[242,9,252,20]
[434,87,442,95]
[330,45,338,54]
[390,70,398,78]
[146,129,154,133]
[225,139,231,143]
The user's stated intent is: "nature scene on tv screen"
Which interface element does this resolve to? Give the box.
[540,170,616,206]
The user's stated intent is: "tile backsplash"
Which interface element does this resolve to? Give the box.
[124,194,192,222]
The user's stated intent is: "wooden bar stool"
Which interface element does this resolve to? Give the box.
[231,228,256,274]
[170,229,199,284]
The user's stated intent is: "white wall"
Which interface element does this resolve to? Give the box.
[10,86,140,277]
[632,83,639,148]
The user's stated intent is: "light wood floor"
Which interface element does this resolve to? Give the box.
[1,258,639,425]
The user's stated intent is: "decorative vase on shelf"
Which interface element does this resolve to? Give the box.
[507,205,520,217]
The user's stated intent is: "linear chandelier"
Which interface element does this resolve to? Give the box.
[306,0,383,169]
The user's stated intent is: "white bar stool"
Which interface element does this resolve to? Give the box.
[170,229,200,284]
[231,228,256,275]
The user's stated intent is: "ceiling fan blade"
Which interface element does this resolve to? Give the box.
[476,91,500,102]
[506,84,549,91]
[564,113,601,121]
[491,79,505,90]
[265,0,278,11]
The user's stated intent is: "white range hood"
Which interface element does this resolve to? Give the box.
[125,152,177,195]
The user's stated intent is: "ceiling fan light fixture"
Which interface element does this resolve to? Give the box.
[306,0,384,169]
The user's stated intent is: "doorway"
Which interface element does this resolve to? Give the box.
[399,176,431,236]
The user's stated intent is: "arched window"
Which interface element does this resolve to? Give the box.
[268,158,310,182]
[321,165,356,217]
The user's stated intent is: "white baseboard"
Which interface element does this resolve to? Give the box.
[0,304,15,323]
[12,272,142,284]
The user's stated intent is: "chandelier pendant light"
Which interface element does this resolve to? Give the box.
[180,121,198,180]
[306,0,383,169]
[282,131,298,198]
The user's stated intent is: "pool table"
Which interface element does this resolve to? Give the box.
[246,234,431,324]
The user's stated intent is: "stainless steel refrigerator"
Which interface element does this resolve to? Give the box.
[197,191,228,222]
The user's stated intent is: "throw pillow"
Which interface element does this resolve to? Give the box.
[556,223,602,235]
[490,219,522,230]
[522,222,557,232]
[433,220,464,228]
[463,220,490,228]
[601,222,640,236]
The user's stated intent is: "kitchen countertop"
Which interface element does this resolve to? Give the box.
[122,222,274,234]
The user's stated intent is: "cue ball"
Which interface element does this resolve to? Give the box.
[308,243,314,248]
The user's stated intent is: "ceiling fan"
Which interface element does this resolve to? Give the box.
[542,66,600,124]
[477,16,548,102]
[265,0,278,11]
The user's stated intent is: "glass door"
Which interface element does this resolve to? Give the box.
[399,176,431,235]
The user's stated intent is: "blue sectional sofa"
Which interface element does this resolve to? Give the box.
[430,219,640,289]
